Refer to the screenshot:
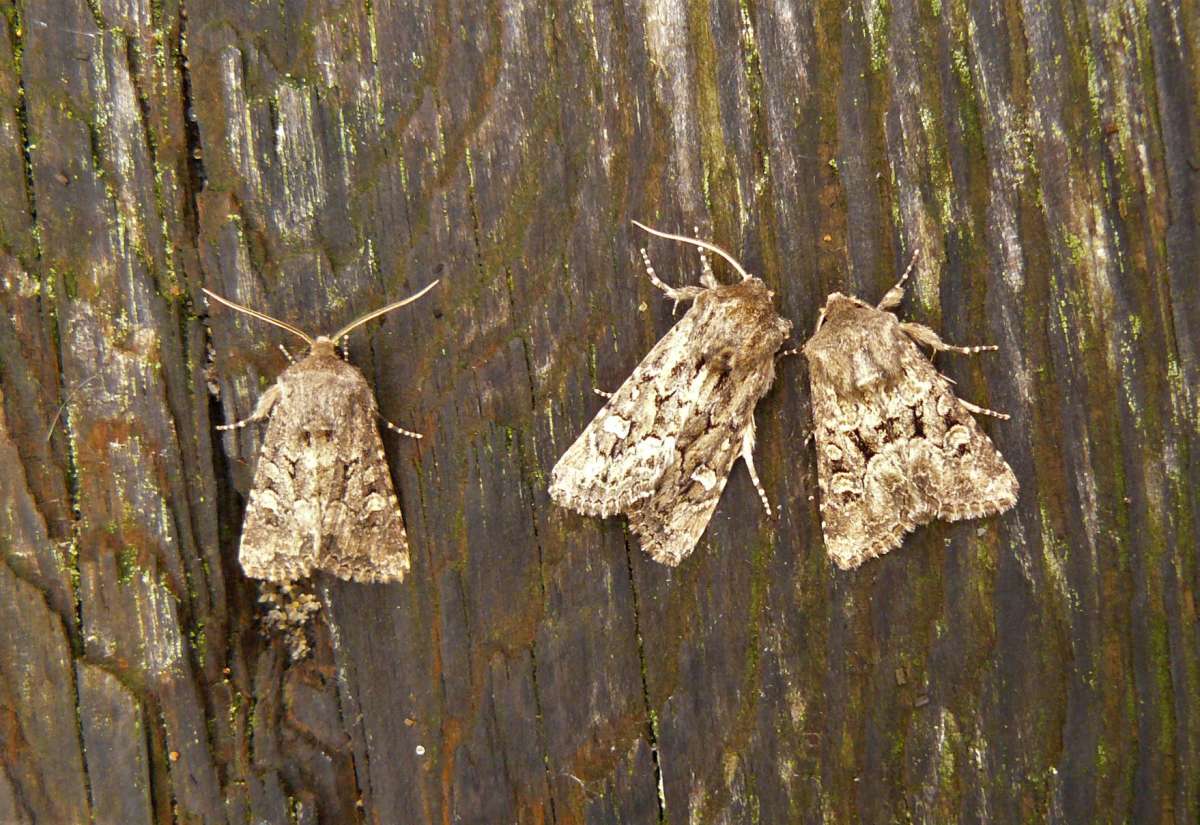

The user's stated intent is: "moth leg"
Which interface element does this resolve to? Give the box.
[776,346,801,360]
[379,413,423,439]
[593,388,615,399]
[339,335,351,361]
[695,225,718,289]
[217,414,264,432]
[900,322,999,355]
[217,384,281,431]
[741,424,773,517]
[639,248,704,314]
[812,306,828,335]
[959,398,1011,420]
[277,344,296,364]
[877,250,920,311]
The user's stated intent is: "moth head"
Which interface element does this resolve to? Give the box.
[804,294,904,397]
[309,336,339,358]
[630,221,790,343]
[202,281,440,357]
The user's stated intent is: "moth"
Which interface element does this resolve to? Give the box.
[803,258,1019,569]
[549,222,793,565]
[204,281,438,583]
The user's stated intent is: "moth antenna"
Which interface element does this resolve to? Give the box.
[632,220,751,282]
[202,288,314,345]
[331,279,440,341]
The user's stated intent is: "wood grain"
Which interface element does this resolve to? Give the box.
[0,0,1196,821]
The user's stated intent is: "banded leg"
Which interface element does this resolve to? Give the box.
[812,306,828,336]
[741,424,773,517]
[278,344,297,364]
[695,225,718,289]
[639,248,704,313]
[217,415,266,432]
[900,322,999,355]
[380,413,422,439]
[218,385,280,431]
[593,388,614,399]
[959,398,1010,420]
[877,250,920,311]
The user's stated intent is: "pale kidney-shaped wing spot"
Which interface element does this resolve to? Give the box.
[825,443,843,462]
[581,451,610,479]
[831,473,858,495]
[633,434,672,462]
[602,413,632,439]
[936,394,953,417]
[294,500,319,528]
[945,424,971,450]
[690,466,718,490]
[859,404,883,433]
[898,371,930,405]
[257,489,282,512]
[363,492,388,514]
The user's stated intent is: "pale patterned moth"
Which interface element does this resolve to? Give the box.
[204,281,438,583]
[803,257,1018,569]
[550,223,792,565]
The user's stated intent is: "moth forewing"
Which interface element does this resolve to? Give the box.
[549,226,792,565]
[204,282,439,583]
[802,277,1018,570]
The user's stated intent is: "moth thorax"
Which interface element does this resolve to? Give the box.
[310,338,338,357]
[851,349,885,390]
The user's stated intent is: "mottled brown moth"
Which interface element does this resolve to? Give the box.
[549,223,792,565]
[803,258,1018,569]
[204,281,438,583]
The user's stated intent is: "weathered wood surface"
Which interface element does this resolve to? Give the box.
[0,0,1197,822]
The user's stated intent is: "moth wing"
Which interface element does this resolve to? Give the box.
[238,413,321,583]
[549,316,704,518]
[921,381,1019,523]
[625,413,754,565]
[314,382,410,583]
[317,426,410,582]
[812,355,1017,570]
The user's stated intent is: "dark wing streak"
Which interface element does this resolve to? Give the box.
[628,356,776,565]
